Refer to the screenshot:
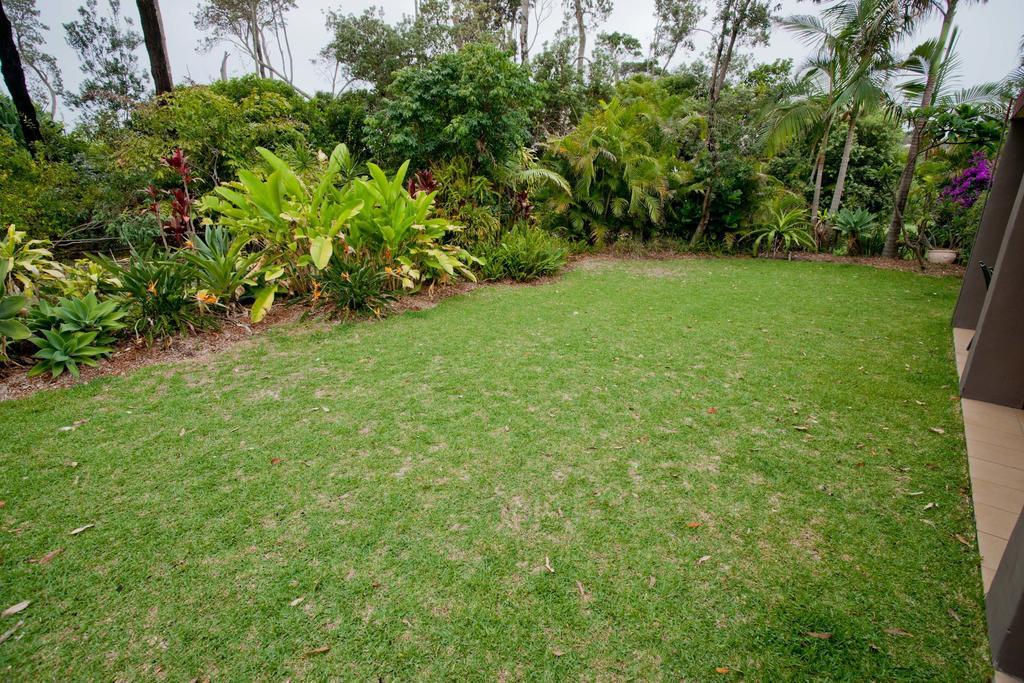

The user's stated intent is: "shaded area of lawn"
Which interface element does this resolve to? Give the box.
[0,259,989,680]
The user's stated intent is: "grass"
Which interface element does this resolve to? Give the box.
[0,258,990,680]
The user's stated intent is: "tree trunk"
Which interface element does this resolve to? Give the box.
[135,0,173,95]
[519,0,530,63]
[573,0,585,76]
[690,0,739,246]
[882,0,956,258]
[0,0,42,153]
[220,51,229,81]
[827,111,858,217]
[809,129,829,230]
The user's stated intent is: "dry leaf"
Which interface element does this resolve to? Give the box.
[35,548,63,565]
[2,600,30,617]
[805,632,832,639]
[707,407,718,414]
[270,457,283,465]
[914,400,925,405]
[955,534,972,547]
[793,426,809,432]
[304,645,330,656]
[884,627,913,637]
[715,667,730,674]
[552,648,565,657]
[69,524,94,536]
[647,575,656,588]
[0,501,5,508]
[929,427,945,435]
[544,556,555,574]
[948,608,961,623]
[290,597,305,607]
[687,522,702,529]
[697,555,712,565]
[923,502,936,511]
[0,620,23,645]
[907,491,924,497]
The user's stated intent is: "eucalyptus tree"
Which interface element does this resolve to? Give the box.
[0,0,42,150]
[4,0,62,118]
[193,0,298,87]
[650,0,705,70]
[881,0,986,258]
[690,0,776,246]
[563,0,612,76]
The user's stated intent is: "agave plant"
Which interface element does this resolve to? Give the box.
[29,293,127,346]
[742,208,815,256]
[28,329,113,379]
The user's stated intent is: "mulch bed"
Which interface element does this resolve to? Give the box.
[0,253,962,401]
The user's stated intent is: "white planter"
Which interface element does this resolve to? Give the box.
[925,248,958,265]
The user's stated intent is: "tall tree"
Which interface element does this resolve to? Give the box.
[5,0,62,118]
[64,0,150,125]
[650,0,705,70]
[0,0,42,151]
[690,0,775,246]
[563,0,611,76]
[135,0,173,95]
[193,0,298,86]
[881,0,984,258]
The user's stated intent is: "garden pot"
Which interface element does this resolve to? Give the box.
[925,248,958,265]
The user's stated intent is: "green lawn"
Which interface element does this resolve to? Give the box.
[0,258,990,680]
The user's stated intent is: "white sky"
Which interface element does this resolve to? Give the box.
[14,0,1024,122]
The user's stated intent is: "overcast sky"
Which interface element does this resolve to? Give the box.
[14,0,1024,122]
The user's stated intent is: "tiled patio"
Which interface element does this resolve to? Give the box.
[955,327,1024,595]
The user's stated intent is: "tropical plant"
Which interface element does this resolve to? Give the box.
[545,90,705,244]
[181,227,264,310]
[479,225,569,281]
[92,248,206,339]
[345,161,481,285]
[319,256,395,314]
[27,329,113,379]
[742,207,815,256]
[1,224,64,296]
[29,292,127,346]
[831,207,877,255]
[0,293,31,361]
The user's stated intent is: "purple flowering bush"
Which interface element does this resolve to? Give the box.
[941,152,991,208]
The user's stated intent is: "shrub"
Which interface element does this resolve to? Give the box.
[1,224,64,296]
[92,248,207,339]
[367,43,538,173]
[479,226,568,281]
[319,256,395,314]
[181,227,262,310]
[29,292,127,346]
[831,207,877,256]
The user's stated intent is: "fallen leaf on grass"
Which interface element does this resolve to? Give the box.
[575,580,591,601]
[923,502,937,511]
[805,632,832,639]
[270,457,283,465]
[0,501,5,508]
[929,427,945,435]
[686,522,702,529]
[304,645,330,656]
[0,620,24,645]
[290,597,305,607]
[697,555,712,565]
[2,601,29,617]
[58,420,88,432]
[793,426,809,432]
[647,576,656,588]
[948,608,961,623]
[552,649,565,657]
[955,534,972,547]
[914,400,925,405]
[30,548,63,565]
[884,627,913,637]
[69,524,94,536]
[715,667,730,674]
[707,407,718,414]
[544,556,555,574]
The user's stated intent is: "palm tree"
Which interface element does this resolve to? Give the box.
[822,0,906,219]
[881,0,987,258]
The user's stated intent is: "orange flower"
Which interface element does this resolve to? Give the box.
[147,281,158,295]
[195,289,219,305]
[183,239,194,249]
[311,281,322,301]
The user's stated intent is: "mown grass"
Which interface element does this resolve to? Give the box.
[0,258,990,680]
